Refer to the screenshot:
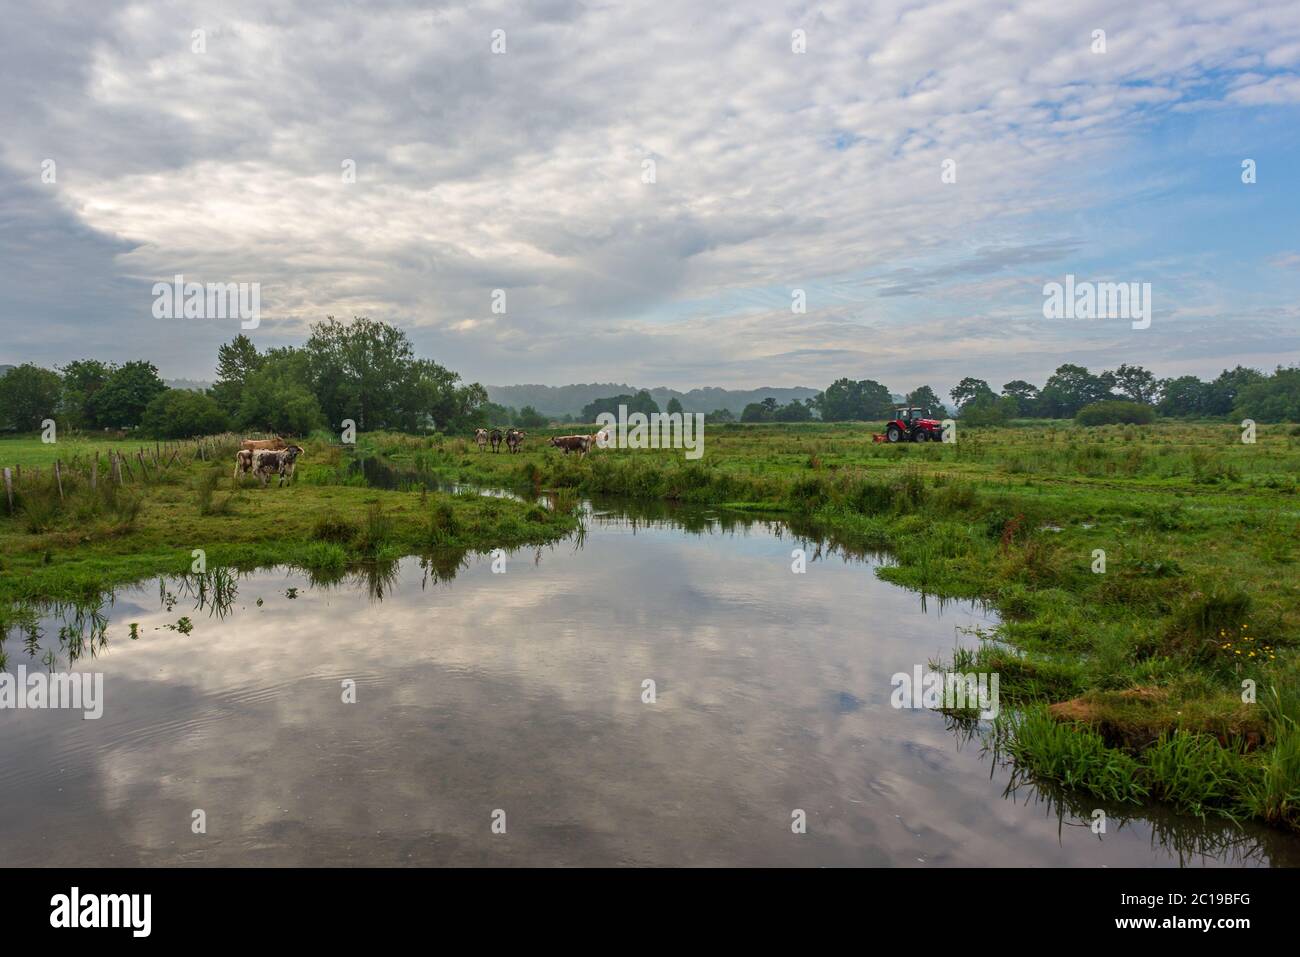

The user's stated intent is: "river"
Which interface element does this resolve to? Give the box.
[0,490,1292,866]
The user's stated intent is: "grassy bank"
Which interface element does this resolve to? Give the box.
[355,420,1300,830]
[0,434,579,616]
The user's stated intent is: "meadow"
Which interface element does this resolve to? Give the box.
[2,419,1298,831]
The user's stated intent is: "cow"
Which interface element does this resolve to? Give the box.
[240,436,287,452]
[475,428,488,452]
[489,428,504,453]
[234,448,254,480]
[549,434,593,456]
[251,445,304,487]
[505,428,526,453]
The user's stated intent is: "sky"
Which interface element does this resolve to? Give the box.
[1,0,1298,399]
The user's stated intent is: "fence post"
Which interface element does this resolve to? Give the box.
[55,460,64,501]
[91,455,98,491]
[3,467,12,513]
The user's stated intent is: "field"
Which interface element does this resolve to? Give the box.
[2,419,1299,830]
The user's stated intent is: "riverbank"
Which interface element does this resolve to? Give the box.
[0,435,579,614]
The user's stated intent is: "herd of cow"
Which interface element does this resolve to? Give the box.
[474,427,527,454]
[231,426,613,491]
[474,427,610,457]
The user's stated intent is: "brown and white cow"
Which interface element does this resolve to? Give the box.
[251,445,304,487]
[505,429,526,453]
[474,428,488,452]
[549,434,592,456]
[489,428,504,453]
[234,448,255,480]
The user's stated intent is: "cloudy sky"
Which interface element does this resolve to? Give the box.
[2,0,1298,396]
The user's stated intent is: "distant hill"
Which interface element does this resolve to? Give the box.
[485,383,822,417]
[165,378,213,392]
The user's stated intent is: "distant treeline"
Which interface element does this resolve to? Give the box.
[486,383,820,417]
[4,342,1297,440]
[732,363,1300,425]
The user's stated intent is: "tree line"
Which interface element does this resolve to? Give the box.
[734,363,1299,424]
[4,339,1296,438]
[579,391,742,423]
[0,316,492,439]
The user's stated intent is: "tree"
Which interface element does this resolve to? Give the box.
[478,401,514,426]
[58,359,114,429]
[87,360,166,429]
[581,390,659,422]
[139,389,231,438]
[666,397,684,415]
[1156,376,1207,417]
[1001,380,1040,417]
[299,316,486,432]
[303,316,417,430]
[817,378,893,421]
[405,358,487,433]
[906,385,943,414]
[960,394,1017,426]
[236,359,326,435]
[1111,364,1159,405]
[0,364,63,431]
[741,398,779,422]
[516,405,548,429]
[706,408,735,423]
[773,399,813,422]
[1203,366,1265,417]
[949,377,995,412]
[212,334,265,414]
[1037,364,1114,418]
[1235,367,1300,422]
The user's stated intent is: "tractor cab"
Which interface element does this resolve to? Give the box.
[895,406,928,422]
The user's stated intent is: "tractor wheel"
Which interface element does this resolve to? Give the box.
[912,429,929,442]
[886,425,903,442]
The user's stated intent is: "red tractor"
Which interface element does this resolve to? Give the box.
[881,406,944,443]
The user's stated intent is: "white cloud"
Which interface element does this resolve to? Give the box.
[2,0,1299,390]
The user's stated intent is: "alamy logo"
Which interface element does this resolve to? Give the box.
[890,666,999,719]
[152,274,261,329]
[1042,274,1151,330]
[0,666,103,719]
[595,405,705,460]
[50,888,151,937]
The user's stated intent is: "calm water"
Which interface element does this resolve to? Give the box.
[0,495,1294,866]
